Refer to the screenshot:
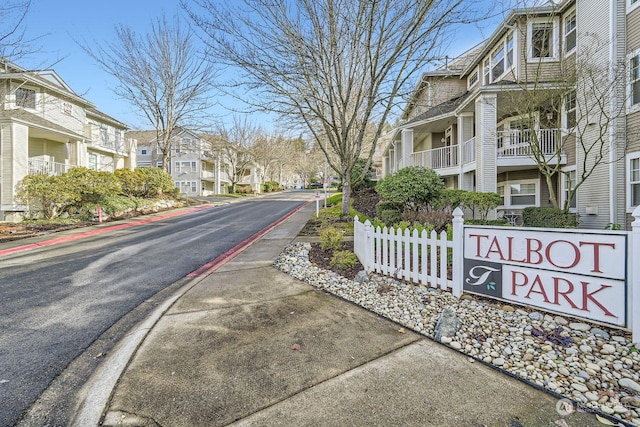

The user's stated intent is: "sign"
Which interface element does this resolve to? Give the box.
[463,227,627,327]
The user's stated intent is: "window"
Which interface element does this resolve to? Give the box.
[528,19,557,60]
[630,52,640,109]
[141,149,148,155]
[497,185,505,206]
[467,70,479,88]
[491,46,505,81]
[484,32,516,84]
[510,183,536,205]
[483,58,490,85]
[89,153,98,170]
[506,34,514,68]
[629,0,640,13]
[100,125,108,144]
[497,180,539,208]
[15,87,36,108]
[565,90,577,129]
[564,11,576,54]
[629,153,640,209]
[562,167,577,211]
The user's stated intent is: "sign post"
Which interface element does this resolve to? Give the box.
[323,179,328,208]
[315,190,320,218]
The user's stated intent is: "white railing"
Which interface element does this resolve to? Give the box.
[497,128,560,157]
[28,159,74,176]
[354,210,464,296]
[413,145,459,170]
[463,137,476,164]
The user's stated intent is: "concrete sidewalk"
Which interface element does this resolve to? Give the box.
[90,203,600,427]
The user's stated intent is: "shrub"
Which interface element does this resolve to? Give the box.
[135,167,176,197]
[115,168,145,197]
[400,210,452,233]
[375,200,403,225]
[522,207,580,228]
[16,174,77,219]
[320,227,343,250]
[330,250,358,269]
[431,189,470,213]
[63,167,122,206]
[464,192,502,220]
[375,166,444,211]
[262,181,281,192]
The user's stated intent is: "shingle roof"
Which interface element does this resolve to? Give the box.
[0,109,85,139]
[403,91,471,127]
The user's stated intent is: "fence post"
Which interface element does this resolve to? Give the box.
[364,219,373,273]
[451,207,464,298]
[632,207,640,343]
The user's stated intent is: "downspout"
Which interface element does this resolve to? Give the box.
[608,0,619,225]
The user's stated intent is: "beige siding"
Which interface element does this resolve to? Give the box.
[407,76,466,121]
[627,7,640,52]
[628,112,640,153]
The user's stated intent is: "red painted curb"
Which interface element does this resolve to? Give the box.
[187,200,312,277]
[0,205,214,257]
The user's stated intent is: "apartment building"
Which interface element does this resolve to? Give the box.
[129,128,235,197]
[383,0,637,229]
[0,58,136,221]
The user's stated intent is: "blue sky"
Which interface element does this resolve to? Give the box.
[18,0,511,131]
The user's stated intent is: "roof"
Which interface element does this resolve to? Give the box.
[0,109,85,140]
[86,107,128,129]
[126,130,158,146]
[403,91,471,127]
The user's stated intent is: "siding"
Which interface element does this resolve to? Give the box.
[574,0,612,229]
[628,112,640,153]
[627,6,640,52]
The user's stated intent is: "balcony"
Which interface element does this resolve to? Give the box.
[413,145,459,171]
[497,129,562,158]
[28,158,74,176]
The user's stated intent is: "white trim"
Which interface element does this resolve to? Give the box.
[497,179,540,209]
[628,152,640,212]
[563,8,576,57]
[628,0,640,14]
[527,17,560,62]
[627,48,640,114]
[481,30,517,85]
[561,166,577,212]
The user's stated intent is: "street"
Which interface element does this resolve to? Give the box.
[0,192,309,427]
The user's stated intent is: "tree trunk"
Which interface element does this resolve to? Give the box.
[543,173,559,210]
[341,176,351,217]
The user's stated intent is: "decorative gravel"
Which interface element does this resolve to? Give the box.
[274,242,640,426]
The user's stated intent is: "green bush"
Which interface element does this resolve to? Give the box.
[464,192,502,220]
[375,200,403,223]
[16,174,77,219]
[262,181,281,192]
[115,168,145,197]
[95,194,139,216]
[320,227,343,250]
[522,207,580,228]
[63,167,122,206]
[330,250,358,268]
[375,166,444,211]
[135,167,176,197]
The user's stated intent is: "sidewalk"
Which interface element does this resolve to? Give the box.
[84,202,601,427]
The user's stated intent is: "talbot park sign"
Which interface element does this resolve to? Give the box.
[463,227,628,327]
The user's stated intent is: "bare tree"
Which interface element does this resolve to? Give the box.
[251,132,291,185]
[501,21,629,212]
[184,0,491,215]
[83,14,217,172]
[208,116,259,193]
[0,0,36,61]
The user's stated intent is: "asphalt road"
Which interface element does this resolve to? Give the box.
[0,192,309,427]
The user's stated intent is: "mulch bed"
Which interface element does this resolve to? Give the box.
[307,241,364,280]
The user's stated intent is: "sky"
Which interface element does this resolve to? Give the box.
[16,0,513,132]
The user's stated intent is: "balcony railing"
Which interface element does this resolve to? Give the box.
[497,129,561,157]
[413,145,459,170]
[28,158,74,176]
[463,137,475,164]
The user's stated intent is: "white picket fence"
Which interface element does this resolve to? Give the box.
[354,206,640,342]
[353,209,464,297]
